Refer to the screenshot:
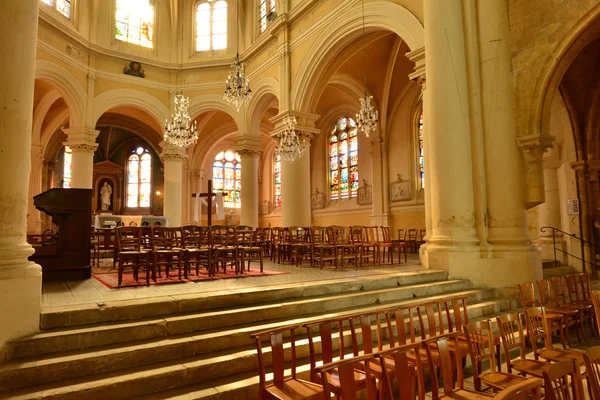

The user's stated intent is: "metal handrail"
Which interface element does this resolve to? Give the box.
[539,226,599,273]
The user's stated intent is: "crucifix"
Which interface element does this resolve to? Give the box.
[191,179,226,227]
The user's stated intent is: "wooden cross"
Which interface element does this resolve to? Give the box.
[191,179,227,227]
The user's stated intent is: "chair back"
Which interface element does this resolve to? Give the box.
[235,225,253,246]
[423,332,465,399]
[289,226,308,244]
[518,282,537,308]
[261,227,271,242]
[542,359,585,400]
[181,225,201,248]
[303,317,347,384]
[496,312,527,373]
[210,225,229,246]
[536,279,555,307]
[494,378,543,400]
[139,226,152,250]
[578,273,592,301]
[398,229,407,241]
[408,228,418,241]
[523,306,552,353]
[584,346,600,400]
[564,274,581,303]
[328,225,348,245]
[364,226,380,244]
[271,227,284,244]
[315,354,376,400]
[150,226,176,250]
[550,276,570,306]
[463,319,496,376]
[376,342,422,400]
[310,226,328,246]
[349,225,364,244]
[380,226,392,244]
[116,226,141,252]
[197,226,211,246]
[419,229,426,241]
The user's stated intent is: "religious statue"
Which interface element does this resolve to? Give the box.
[100,182,113,211]
[124,61,145,78]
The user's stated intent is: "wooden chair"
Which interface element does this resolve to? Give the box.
[363,226,382,265]
[416,229,426,252]
[407,229,418,253]
[115,226,152,285]
[463,319,527,392]
[310,226,336,269]
[260,227,272,258]
[315,354,377,400]
[542,359,585,400]
[496,313,552,378]
[376,342,422,400]
[423,332,492,400]
[211,225,239,274]
[328,225,359,267]
[592,290,600,335]
[381,226,407,264]
[151,226,185,280]
[251,325,324,400]
[236,226,263,273]
[536,279,582,345]
[584,346,600,400]
[289,226,312,266]
[349,225,368,266]
[518,282,568,349]
[269,227,284,262]
[180,225,212,276]
[90,228,100,268]
[493,378,543,400]
[576,273,597,335]
[549,276,588,341]
[523,307,587,373]
[398,229,408,242]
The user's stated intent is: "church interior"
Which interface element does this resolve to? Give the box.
[3,0,600,398]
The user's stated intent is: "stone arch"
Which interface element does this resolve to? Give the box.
[41,108,70,160]
[188,94,242,130]
[32,89,62,146]
[530,3,600,140]
[35,60,86,127]
[292,0,424,113]
[586,86,600,159]
[92,89,170,129]
[246,76,280,135]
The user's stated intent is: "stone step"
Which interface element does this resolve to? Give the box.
[7,278,471,359]
[41,269,448,329]
[542,265,574,279]
[0,293,510,392]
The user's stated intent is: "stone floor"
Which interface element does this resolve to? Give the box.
[42,254,425,309]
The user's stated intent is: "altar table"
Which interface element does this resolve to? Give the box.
[94,214,169,229]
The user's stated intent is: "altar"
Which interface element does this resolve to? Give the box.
[94,214,169,228]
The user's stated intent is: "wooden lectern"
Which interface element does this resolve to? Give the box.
[30,188,92,281]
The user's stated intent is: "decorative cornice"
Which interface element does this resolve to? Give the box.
[68,143,98,153]
[237,149,262,157]
[517,135,555,163]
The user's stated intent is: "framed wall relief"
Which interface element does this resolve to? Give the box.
[311,188,325,209]
[357,179,372,205]
[390,174,412,202]
[260,200,271,216]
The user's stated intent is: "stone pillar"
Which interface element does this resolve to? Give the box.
[238,149,260,228]
[380,141,392,226]
[369,136,384,226]
[270,112,320,227]
[161,144,187,227]
[28,145,44,234]
[0,0,43,353]
[62,127,99,189]
[538,164,566,263]
[423,0,478,250]
[572,161,592,273]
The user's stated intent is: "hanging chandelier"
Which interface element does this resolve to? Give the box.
[356,93,378,138]
[356,0,378,138]
[164,94,198,147]
[224,53,252,112]
[275,116,306,162]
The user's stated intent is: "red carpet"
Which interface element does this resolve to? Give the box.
[92,259,289,289]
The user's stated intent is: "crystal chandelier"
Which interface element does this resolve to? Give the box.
[164,94,198,147]
[224,53,252,112]
[356,93,378,138]
[275,116,306,162]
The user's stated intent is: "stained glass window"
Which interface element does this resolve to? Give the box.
[213,150,241,208]
[418,111,424,189]
[115,0,154,48]
[259,0,275,33]
[329,117,358,200]
[40,0,71,19]
[63,146,72,188]
[274,153,281,208]
[127,147,152,208]
[196,0,227,51]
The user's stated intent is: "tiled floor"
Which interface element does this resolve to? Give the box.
[42,254,427,309]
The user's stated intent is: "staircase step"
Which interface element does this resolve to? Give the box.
[542,265,574,279]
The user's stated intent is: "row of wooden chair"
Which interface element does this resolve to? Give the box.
[398,228,426,253]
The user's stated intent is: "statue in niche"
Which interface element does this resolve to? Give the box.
[390,174,412,202]
[311,188,325,209]
[124,61,145,78]
[357,179,372,205]
[100,182,113,211]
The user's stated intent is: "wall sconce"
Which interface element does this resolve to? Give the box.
[155,190,163,209]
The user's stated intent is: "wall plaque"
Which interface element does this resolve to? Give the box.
[390,174,412,202]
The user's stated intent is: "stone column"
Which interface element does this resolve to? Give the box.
[538,163,566,263]
[270,112,320,227]
[423,0,478,250]
[28,145,44,234]
[161,144,187,227]
[238,149,260,228]
[369,135,384,226]
[62,127,99,189]
[0,0,43,352]
[380,141,392,226]
[572,161,592,273]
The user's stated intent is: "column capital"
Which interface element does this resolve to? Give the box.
[269,110,321,142]
[235,134,263,155]
[238,148,261,158]
[31,145,43,164]
[62,126,100,149]
[517,134,554,163]
[571,160,588,173]
[160,142,188,161]
[407,46,426,88]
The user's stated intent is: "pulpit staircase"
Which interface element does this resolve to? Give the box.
[0,269,519,400]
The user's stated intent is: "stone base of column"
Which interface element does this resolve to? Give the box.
[425,244,542,289]
[537,235,566,265]
[369,213,393,227]
[0,256,42,359]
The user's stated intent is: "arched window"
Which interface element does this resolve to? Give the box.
[417,110,424,189]
[329,117,358,200]
[274,153,281,208]
[63,146,72,188]
[196,0,227,51]
[115,0,154,48]
[40,0,71,19]
[259,0,275,33]
[127,147,152,208]
[213,150,241,208]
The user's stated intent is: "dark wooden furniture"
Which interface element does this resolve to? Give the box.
[181,225,212,276]
[310,226,336,268]
[315,354,377,400]
[236,226,263,273]
[30,188,92,281]
[376,342,422,400]
[327,225,359,267]
[493,378,543,400]
[151,226,185,280]
[584,346,600,400]
[542,359,585,400]
[115,226,152,285]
